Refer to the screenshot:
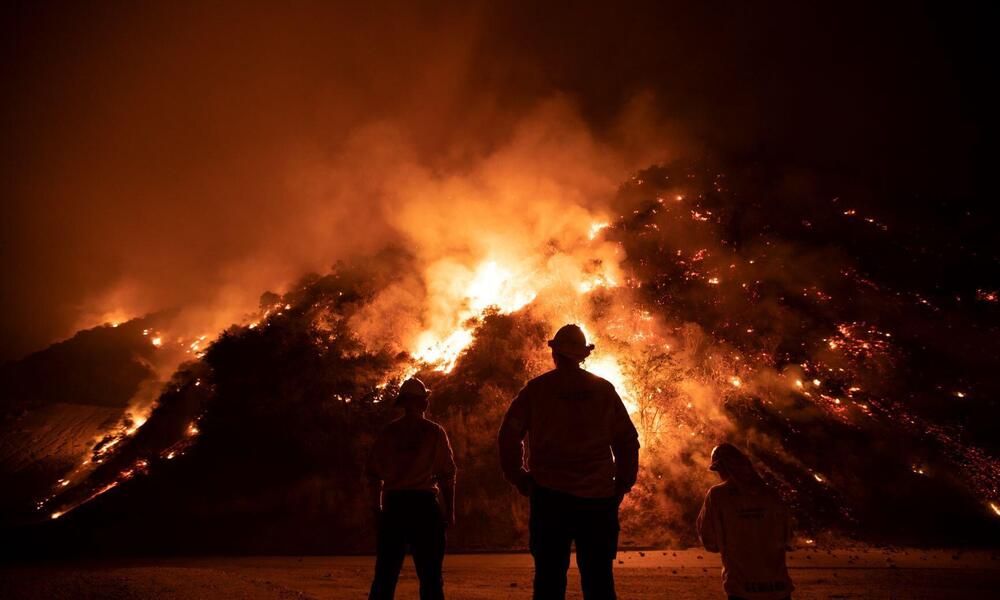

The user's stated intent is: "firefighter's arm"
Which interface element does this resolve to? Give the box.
[439,476,456,528]
[368,478,383,516]
[365,445,383,516]
[610,385,640,497]
[497,389,534,496]
[434,428,458,527]
[697,493,721,552]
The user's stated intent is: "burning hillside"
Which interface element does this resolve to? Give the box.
[5,157,998,555]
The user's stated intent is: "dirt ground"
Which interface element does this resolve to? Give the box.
[2,549,998,599]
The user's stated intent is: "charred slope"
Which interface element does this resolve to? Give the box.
[0,316,167,525]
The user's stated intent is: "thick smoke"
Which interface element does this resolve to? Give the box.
[2,2,986,361]
[0,3,668,362]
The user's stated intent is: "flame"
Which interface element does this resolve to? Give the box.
[413,329,473,372]
[465,261,537,314]
[400,247,645,460]
[411,259,540,372]
[578,276,615,294]
[584,353,636,413]
[588,221,610,240]
[127,415,147,435]
[990,502,1000,518]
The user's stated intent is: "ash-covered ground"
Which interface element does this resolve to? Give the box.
[2,550,1000,599]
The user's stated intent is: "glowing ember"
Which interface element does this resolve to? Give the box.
[151,337,162,347]
[990,502,1000,517]
[977,289,998,303]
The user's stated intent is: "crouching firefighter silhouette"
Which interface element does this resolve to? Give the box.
[498,324,640,600]
[367,378,457,600]
[697,443,794,600]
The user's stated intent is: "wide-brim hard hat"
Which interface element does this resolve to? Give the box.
[547,324,595,361]
[395,377,430,405]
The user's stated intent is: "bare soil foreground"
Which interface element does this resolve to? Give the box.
[2,549,999,599]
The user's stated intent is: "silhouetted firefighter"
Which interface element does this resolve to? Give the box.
[498,324,640,600]
[697,443,794,600]
[368,378,457,600]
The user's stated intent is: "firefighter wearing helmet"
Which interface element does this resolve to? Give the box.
[697,443,794,600]
[498,324,640,600]
[367,377,456,600]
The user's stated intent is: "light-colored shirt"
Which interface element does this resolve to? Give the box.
[498,367,639,498]
[367,417,456,492]
[697,480,794,599]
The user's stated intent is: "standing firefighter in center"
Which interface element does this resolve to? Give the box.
[498,324,640,600]
[367,378,457,600]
